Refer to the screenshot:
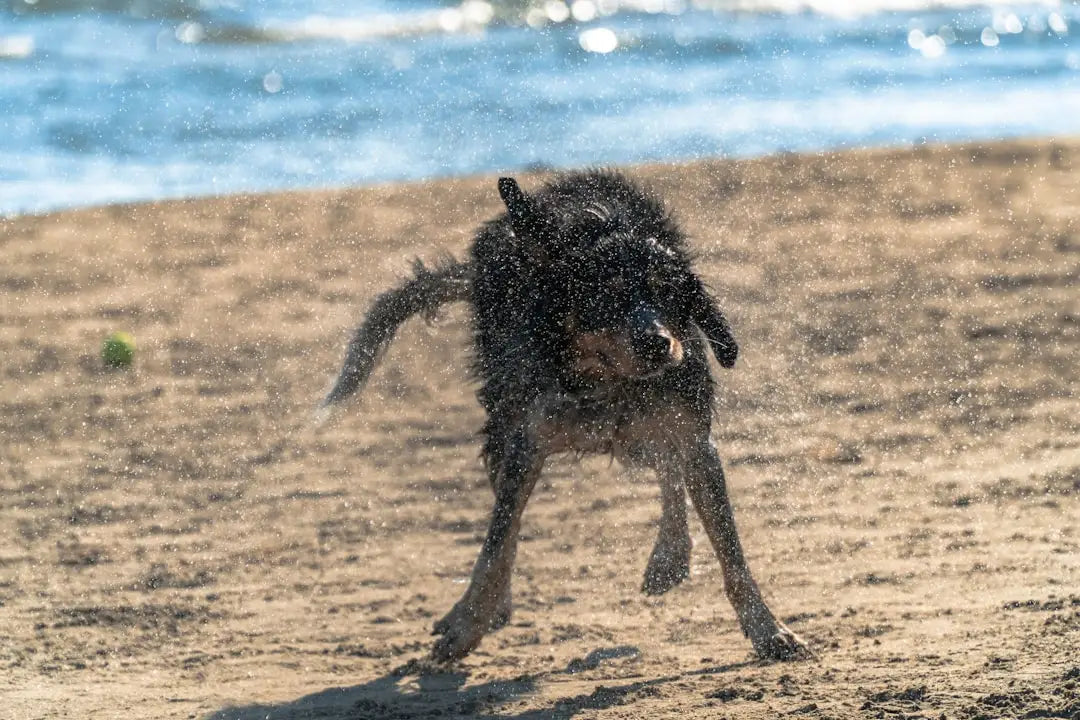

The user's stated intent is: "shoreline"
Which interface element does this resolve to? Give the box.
[3,133,1077,222]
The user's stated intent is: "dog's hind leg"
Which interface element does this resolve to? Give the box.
[431,429,545,662]
[683,440,811,661]
[642,468,691,596]
[486,457,516,630]
[432,456,515,632]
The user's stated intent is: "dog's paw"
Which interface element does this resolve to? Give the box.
[752,624,814,662]
[430,606,487,663]
[432,607,455,636]
[434,590,511,634]
[641,544,690,596]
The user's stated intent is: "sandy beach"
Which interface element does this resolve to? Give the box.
[1,138,1077,719]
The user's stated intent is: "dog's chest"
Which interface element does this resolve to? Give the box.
[534,389,697,463]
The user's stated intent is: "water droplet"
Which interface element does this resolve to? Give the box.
[980,27,999,48]
[525,7,547,28]
[579,27,618,54]
[1048,13,1068,35]
[175,21,205,44]
[390,50,413,71]
[920,35,946,59]
[545,0,571,23]
[461,0,494,26]
[438,9,464,33]
[596,0,618,16]
[993,12,1023,35]
[570,0,597,23]
[262,71,283,94]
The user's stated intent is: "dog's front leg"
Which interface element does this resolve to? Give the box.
[684,440,811,661]
[431,430,544,662]
[642,468,691,595]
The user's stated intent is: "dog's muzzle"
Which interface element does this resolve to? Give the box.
[569,304,685,380]
[630,303,684,371]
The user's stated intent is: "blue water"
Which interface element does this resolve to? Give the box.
[1,0,1078,216]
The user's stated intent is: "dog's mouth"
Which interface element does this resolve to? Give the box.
[570,327,684,381]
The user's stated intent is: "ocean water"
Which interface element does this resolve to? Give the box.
[1,0,1078,216]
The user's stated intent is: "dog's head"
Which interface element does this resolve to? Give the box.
[498,173,738,382]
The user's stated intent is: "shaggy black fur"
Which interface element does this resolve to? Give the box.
[470,171,736,466]
[322,170,810,663]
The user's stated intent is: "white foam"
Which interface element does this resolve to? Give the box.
[267,2,496,44]
[253,0,1064,44]
[0,35,34,59]
[691,0,1060,17]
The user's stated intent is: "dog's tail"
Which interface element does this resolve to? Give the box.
[319,257,472,414]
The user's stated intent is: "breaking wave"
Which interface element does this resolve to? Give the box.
[6,0,1069,46]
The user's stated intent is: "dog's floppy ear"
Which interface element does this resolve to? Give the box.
[695,297,738,369]
[498,177,529,221]
[498,177,549,251]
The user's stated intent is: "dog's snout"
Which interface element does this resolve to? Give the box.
[632,305,684,367]
[637,327,676,363]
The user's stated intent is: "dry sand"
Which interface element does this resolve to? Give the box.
[1,138,1077,720]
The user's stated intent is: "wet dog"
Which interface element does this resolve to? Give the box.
[321,170,810,662]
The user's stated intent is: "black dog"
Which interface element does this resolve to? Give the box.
[322,170,810,662]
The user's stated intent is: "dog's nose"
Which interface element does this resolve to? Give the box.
[631,305,684,366]
[638,330,677,363]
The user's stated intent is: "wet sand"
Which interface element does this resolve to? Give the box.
[1,138,1078,719]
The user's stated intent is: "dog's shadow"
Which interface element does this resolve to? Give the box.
[207,646,754,720]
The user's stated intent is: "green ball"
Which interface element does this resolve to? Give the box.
[102,331,136,369]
